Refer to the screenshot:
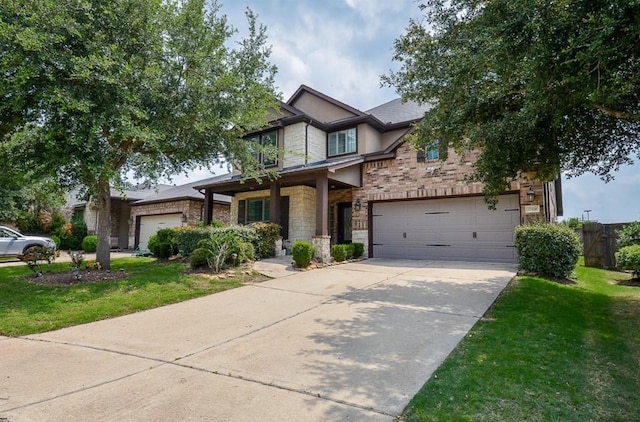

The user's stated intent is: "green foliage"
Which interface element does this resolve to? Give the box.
[210,220,226,228]
[248,222,281,258]
[57,220,87,250]
[49,212,67,236]
[81,235,98,253]
[148,228,179,259]
[22,245,56,274]
[0,0,278,265]
[292,241,315,268]
[50,235,61,248]
[561,218,583,230]
[331,244,350,262]
[384,0,640,202]
[515,223,582,278]
[190,247,212,269]
[175,226,214,257]
[352,242,364,258]
[616,245,640,278]
[617,221,640,248]
[192,229,256,272]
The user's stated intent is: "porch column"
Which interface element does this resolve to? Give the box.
[315,175,328,235]
[313,174,331,263]
[203,188,213,225]
[269,181,281,226]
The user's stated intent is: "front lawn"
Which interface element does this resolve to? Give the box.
[404,260,640,421]
[0,257,256,336]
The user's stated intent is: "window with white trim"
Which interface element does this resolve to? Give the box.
[328,128,357,157]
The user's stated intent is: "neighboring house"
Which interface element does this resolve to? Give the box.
[66,175,231,250]
[196,84,562,263]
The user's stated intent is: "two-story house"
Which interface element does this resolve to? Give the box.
[195,85,562,263]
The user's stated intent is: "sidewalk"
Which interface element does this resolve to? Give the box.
[0,251,138,267]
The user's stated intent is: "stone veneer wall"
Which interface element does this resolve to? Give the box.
[213,203,231,224]
[232,185,317,243]
[353,142,546,233]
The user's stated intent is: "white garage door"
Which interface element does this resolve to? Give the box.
[138,214,182,250]
[372,194,520,262]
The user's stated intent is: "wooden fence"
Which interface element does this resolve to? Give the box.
[583,222,627,269]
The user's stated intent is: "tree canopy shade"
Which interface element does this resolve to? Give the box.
[383,0,640,202]
[0,0,278,268]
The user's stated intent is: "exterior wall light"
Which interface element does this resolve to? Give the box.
[181,212,188,223]
[526,186,535,202]
[354,199,362,211]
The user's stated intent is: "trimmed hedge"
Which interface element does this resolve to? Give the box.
[190,247,211,268]
[81,235,98,253]
[175,226,215,257]
[352,242,364,258]
[331,244,350,262]
[515,223,582,278]
[292,241,315,267]
[616,244,640,278]
[618,221,640,248]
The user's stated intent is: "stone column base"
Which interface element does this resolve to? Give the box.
[312,235,331,263]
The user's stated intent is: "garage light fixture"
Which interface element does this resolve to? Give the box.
[354,199,362,211]
[128,216,134,226]
[526,186,535,202]
[181,212,188,223]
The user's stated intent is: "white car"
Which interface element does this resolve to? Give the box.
[0,226,57,259]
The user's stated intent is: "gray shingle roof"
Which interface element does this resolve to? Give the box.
[366,98,431,124]
[133,175,231,205]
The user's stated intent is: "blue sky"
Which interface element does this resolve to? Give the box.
[176,0,640,223]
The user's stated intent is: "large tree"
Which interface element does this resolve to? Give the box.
[1,0,278,268]
[384,0,640,203]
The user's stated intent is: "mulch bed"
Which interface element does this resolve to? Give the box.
[25,269,129,286]
[618,278,640,287]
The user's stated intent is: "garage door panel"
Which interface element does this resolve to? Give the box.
[138,214,182,250]
[372,194,519,263]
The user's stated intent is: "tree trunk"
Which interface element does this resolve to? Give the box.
[95,177,112,270]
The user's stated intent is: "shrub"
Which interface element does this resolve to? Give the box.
[175,226,214,257]
[190,247,212,269]
[50,235,61,249]
[49,212,67,236]
[71,220,87,250]
[248,222,281,258]
[292,241,315,267]
[617,221,640,248]
[616,244,640,278]
[81,235,98,253]
[331,244,349,262]
[210,220,226,228]
[352,242,364,258]
[148,228,179,258]
[515,223,582,278]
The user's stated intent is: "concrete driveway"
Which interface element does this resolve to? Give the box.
[0,259,516,421]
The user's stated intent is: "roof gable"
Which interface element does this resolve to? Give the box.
[287,85,366,123]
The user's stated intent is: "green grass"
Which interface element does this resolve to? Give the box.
[0,258,252,336]
[404,259,640,421]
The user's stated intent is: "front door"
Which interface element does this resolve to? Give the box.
[337,203,352,244]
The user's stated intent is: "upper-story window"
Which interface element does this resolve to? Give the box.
[328,128,357,157]
[249,130,278,167]
[417,140,441,162]
[426,139,440,160]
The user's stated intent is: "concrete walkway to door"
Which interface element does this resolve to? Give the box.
[0,259,516,421]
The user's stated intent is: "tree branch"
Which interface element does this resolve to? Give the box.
[592,103,640,121]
